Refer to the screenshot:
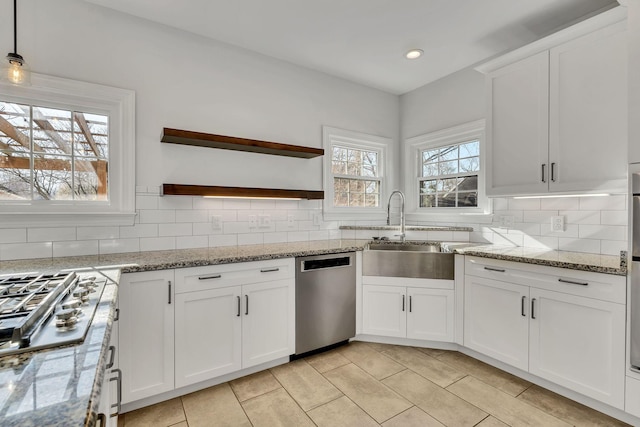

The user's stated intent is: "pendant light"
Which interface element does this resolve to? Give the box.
[3,0,30,85]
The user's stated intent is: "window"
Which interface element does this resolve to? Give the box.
[323,126,393,220]
[1,103,110,201]
[419,140,479,208]
[404,120,488,216]
[0,73,135,227]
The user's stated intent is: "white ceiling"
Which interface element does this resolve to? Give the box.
[83,0,618,94]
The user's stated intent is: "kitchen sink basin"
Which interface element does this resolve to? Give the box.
[363,241,454,279]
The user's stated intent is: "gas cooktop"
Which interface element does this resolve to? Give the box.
[0,271,107,357]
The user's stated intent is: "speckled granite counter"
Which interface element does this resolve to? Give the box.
[340,225,473,231]
[0,240,368,275]
[0,269,119,427]
[444,243,627,276]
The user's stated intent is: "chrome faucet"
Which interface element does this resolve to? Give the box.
[386,190,406,242]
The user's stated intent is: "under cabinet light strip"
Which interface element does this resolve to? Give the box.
[512,193,611,199]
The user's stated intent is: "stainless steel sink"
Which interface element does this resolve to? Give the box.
[363,241,454,279]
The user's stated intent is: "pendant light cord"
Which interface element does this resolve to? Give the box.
[13,0,17,54]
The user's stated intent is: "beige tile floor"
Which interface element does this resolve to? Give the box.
[118,342,631,427]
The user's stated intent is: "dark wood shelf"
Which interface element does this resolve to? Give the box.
[161,128,324,159]
[162,184,324,200]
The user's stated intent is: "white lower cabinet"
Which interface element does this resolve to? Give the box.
[173,259,295,389]
[464,257,626,409]
[120,270,175,404]
[362,281,454,342]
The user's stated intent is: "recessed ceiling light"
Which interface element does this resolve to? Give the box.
[405,49,423,60]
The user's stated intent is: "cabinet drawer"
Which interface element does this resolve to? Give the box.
[175,258,294,293]
[465,256,625,304]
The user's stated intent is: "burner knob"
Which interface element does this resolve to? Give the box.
[73,288,90,301]
[62,299,82,310]
[79,280,97,293]
[56,308,76,321]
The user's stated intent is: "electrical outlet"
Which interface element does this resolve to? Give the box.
[499,215,515,228]
[249,215,257,228]
[286,215,295,227]
[211,215,222,231]
[258,214,271,228]
[551,215,565,232]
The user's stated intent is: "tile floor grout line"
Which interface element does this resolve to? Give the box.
[270,362,321,427]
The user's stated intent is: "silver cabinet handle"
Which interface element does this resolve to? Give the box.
[484,266,506,273]
[198,274,221,280]
[106,345,116,369]
[260,268,280,273]
[113,308,119,322]
[521,296,526,317]
[237,296,241,317]
[245,295,249,315]
[168,281,172,304]
[110,368,122,417]
[558,278,588,286]
[409,295,412,313]
[541,164,546,183]
[402,295,405,312]
[531,298,537,319]
[551,162,556,182]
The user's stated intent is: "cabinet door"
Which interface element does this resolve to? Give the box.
[175,287,242,388]
[242,279,294,369]
[407,288,454,342]
[549,22,627,193]
[464,275,529,371]
[362,285,406,338]
[119,270,175,404]
[529,288,625,408]
[486,51,549,196]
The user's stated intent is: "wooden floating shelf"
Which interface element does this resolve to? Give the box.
[162,184,324,200]
[161,128,324,159]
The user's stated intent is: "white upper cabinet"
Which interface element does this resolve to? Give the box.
[478,8,628,197]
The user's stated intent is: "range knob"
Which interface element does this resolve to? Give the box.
[73,287,90,302]
[79,279,97,293]
[55,308,79,327]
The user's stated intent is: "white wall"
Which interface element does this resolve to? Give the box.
[0,0,400,260]
[630,0,640,164]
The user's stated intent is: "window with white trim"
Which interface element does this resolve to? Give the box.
[0,73,135,227]
[404,120,488,216]
[323,126,392,220]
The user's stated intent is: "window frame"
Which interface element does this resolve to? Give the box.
[0,73,136,227]
[322,126,392,221]
[404,119,489,219]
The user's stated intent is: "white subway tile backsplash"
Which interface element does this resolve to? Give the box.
[355,230,377,240]
[508,198,541,211]
[340,229,356,239]
[309,230,330,241]
[328,229,341,240]
[601,240,627,256]
[209,234,238,247]
[492,198,509,211]
[53,240,99,257]
[223,199,251,210]
[287,231,310,242]
[223,222,251,234]
[579,225,627,241]
[176,235,208,250]
[136,195,158,210]
[559,237,600,254]
[559,210,600,225]
[579,195,625,211]
[540,198,580,211]
[428,231,453,241]
[28,228,76,243]
[140,237,176,252]
[158,196,193,210]
[0,242,52,261]
[540,223,579,238]
[522,235,559,250]
[0,229,26,244]
[193,223,219,236]
[523,211,557,223]
[139,210,176,224]
[193,198,224,210]
[77,226,119,240]
[176,210,208,223]
[238,233,264,245]
[159,223,193,237]
[119,224,158,238]
[276,200,300,210]
[250,199,276,209]
[452,231,470,242]
[99,238,140,255]
[264,232,288,244]
[600,210,628,226]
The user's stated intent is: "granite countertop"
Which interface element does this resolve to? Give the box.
[0,268,120,427]
[444,243,627,276]
[0,240,368,275]
[340,225,474,231]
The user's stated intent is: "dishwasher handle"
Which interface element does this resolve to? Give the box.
[300,256,352,272]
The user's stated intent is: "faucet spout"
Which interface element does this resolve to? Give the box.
[387,190,406,242]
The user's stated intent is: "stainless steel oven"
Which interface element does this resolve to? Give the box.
[631,164,640,371]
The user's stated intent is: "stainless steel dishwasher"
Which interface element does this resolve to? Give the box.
[294,252,356,356]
